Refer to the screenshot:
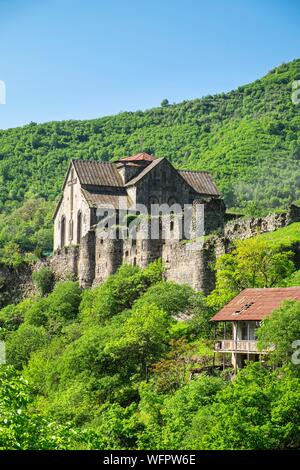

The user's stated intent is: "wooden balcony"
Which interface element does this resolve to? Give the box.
[214,339,274,354]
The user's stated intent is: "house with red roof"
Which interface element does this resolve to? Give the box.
[211,287,300,370]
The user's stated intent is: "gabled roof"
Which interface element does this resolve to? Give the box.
[73,160,123,187]
[179,170,219,197]
[54,156,221,220]
[211,287,300,322]
[121,152,156,162]
[124,158,164,187]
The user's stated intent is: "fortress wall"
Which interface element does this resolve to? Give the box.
[93,236,123,286]
[224,204,300,242]
[47,204,300,295]
[50,245,80,281]
[162,240,215,295]
[78,231,95,288]
[0,263,37,307]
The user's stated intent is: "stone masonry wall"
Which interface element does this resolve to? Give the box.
[93,236,123,286]
[47,204,300,295]
[224,204,300,242]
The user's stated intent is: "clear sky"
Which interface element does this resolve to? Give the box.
[0,0,299,129]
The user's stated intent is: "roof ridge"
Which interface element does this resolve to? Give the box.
[179,169,211,174]
[72,159,114,165]
[243,286,300,291]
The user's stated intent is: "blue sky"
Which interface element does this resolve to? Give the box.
[0,0,299,129]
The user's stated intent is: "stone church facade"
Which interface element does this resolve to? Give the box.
[53,153,226,293]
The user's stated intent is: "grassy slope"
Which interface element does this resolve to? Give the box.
[258,222,300,248]
[252,222,300,286]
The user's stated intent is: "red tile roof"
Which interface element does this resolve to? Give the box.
[211,287,300,322]
[121,152,156,161]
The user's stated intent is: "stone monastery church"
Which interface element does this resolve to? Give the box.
[53,152,226,292]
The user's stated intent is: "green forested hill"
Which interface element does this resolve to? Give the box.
[1,59,300,210]
[0,59,300,258]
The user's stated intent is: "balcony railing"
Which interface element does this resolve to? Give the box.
[214,339,274,354]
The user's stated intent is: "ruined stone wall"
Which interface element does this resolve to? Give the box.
[224,204,300,242]
[0,264,37,307]
[47,204,300,295]
[204,198,226,234]
[93,236,123,286]
[162,239,215,294]
[49,245,80,280]
[78,231,95,288]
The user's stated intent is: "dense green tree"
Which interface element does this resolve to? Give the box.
[133,281,194,316]
[6,323,48,369]
[188,365,300,450]
[257,300,300,370]
[0,365,101,449]
[1,256,300,450]
[207,237,295,309]
[137,375,225,449]
[79,261,163,324]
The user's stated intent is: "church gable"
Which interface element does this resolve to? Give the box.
[53,162,91,251]
[128,158,196,207]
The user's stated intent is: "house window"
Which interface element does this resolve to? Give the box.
[68,219,73,241]
[241,322,248,340]
[168,197,177,206]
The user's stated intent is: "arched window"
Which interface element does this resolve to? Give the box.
[77,210,82,244]
[149,195,159,206]
[61,216,66,248]
[168,197,177,206]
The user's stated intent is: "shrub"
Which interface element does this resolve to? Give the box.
[32,267,55,296]
[6,323,48,369]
